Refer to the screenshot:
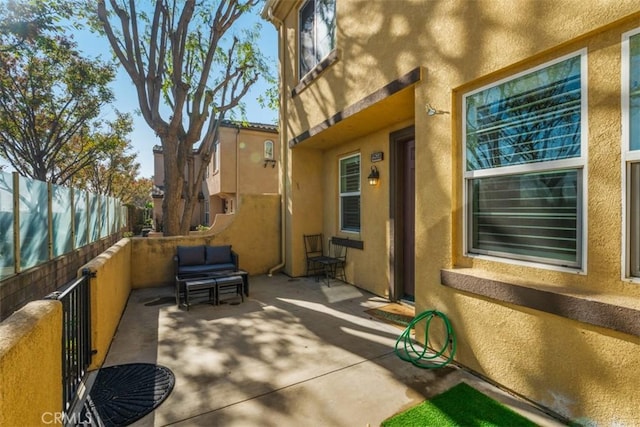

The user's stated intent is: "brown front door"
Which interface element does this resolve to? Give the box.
[390,126,416,302]
[402,139,415,300]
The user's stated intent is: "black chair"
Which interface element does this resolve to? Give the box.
[305,236,348,287]
[321,239,347,286]
[303,234,327,278]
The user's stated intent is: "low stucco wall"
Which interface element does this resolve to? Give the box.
[0,195,278,422]
[0,234,122,322]
[0,300,62,426]
[131,194,281,288]
[0,238,133,424]
[82,238,132,370]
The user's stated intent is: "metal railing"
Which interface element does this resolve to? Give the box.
[45,269,93,414]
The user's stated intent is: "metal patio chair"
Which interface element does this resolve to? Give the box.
[321,238,347,286]
[303,233,327,278]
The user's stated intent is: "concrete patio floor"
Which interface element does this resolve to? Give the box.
[95,274,567,426]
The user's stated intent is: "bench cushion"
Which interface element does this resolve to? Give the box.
[178,263,236,275]
[206,245,232,265]
[177,245,205,266]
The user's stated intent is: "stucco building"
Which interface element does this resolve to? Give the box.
[262,0,640,424]
[152,120,279,230]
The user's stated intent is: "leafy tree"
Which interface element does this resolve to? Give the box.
[72,112,150,207]
[0,31,118,184]
[0,0,71,51]
[95,0,275,236]
[127,177,153,208]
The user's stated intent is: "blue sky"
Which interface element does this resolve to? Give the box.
[72,9,279,179]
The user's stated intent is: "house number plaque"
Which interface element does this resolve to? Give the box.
[371,151,384,162]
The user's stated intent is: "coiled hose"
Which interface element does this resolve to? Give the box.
[394,310,456,369]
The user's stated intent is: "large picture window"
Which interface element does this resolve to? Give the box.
[623,29,640,277]
[299,0,336,77]
[340,154,360,233]
[464,52,586,267]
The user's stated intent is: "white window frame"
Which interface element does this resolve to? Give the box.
[462,50,588,272]
[264,140,274,160]
[339,153,360,233]
[622,28,640,281]
[298,0,336,79]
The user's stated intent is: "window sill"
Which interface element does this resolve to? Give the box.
[293,49,340,97]
[440,268,640,338]
[465,252,585,275]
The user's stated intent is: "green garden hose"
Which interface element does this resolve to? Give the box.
[394,310,456,369]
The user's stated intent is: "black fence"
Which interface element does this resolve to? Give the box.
[45,269,93,414]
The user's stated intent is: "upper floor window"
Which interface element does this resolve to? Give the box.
[299,0,336,78]
[626,30,640,151]
[623,29,640,277]
[264,140,274,160]
[463,52,586,268]
[339,153,360,233]
[213,141,220,173]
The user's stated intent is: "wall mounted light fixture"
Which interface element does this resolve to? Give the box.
[425,103,450,116]
[368,165,380,186]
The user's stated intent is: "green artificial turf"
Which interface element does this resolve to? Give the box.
[381,382,539,427]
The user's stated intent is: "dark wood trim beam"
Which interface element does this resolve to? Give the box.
[441,269,640,338]
[292,49,340,97]
[289,67,422,148]
[331,236,364,250]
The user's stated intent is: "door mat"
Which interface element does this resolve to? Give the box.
[82,363,175,427]
[365,303,415,329]
[381,382,538,427]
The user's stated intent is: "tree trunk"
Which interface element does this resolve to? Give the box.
[96,0,267,236]
[180,195,196,235]
[161,137,183,236]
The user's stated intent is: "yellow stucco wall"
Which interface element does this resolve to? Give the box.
[286,147,324,277]
[269,1,640,423]
[154,124,279,228]
[318,121,414,296]
[0,239,136,424]
[235,127,280,196]
[82,238,132,369]
[213,126,239,196]
[131,194,281,287]
[0,300,62,426]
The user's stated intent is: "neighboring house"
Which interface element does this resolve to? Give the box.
[262,0,640,424]
[152,120,279,230]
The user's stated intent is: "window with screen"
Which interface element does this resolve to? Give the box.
[463,52,586,267]
[623,29,640,277]
[299,0,336,78]
[339,153,360,233]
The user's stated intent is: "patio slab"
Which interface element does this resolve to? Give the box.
[98,274,566,426]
